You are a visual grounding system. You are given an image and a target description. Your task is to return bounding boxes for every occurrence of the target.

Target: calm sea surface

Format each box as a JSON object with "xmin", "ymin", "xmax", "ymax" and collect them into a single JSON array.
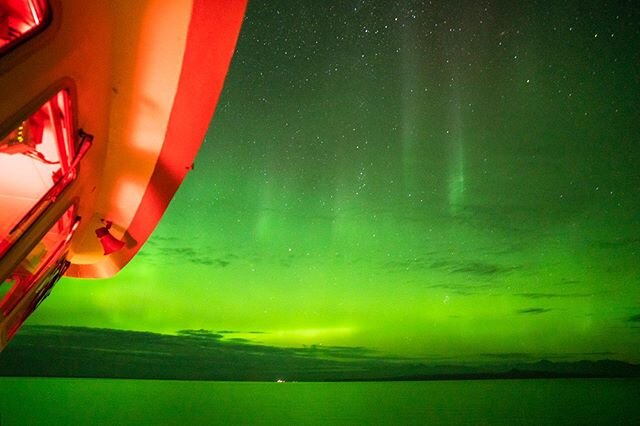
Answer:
[{"xmin": 0, "ymin": 378, "xmax": 639, "ymax": 425}]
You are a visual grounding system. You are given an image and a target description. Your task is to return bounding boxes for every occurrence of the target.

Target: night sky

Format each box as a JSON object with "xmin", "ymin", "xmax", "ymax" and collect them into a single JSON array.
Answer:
[{"xmin": 16, "ymin": 0, "xmax": 640, "ymax": 371}]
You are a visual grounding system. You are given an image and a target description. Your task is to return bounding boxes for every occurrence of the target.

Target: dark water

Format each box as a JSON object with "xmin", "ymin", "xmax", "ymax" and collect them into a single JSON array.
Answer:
[{"xmin": 1, "ymin": 378, "xmax": 639, "ymax": 425}]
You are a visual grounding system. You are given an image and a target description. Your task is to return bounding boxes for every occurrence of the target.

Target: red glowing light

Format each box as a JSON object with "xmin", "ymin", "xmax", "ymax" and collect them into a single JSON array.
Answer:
[
  {"xmin": 0, "ymin": 89, "xmax": 74, "ymax": 257},
  {"xmin": 95, "ymin": 221, "xmax": 125, "ymax": 255},
  {"xmin": 0, "ymin": 0, "xmax": 49, "ymax": 54}
]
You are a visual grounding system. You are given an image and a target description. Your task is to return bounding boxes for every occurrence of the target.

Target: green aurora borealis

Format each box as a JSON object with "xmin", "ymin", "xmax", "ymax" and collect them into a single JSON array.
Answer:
[{"xmin": 24, "ymin": 0, "xmax": 640, "ymax": 366}]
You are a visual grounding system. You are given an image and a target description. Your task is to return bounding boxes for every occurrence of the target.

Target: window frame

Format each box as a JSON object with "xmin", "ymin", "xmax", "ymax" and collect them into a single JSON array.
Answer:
[
  {"xmin": 0, "ymin": 201, "xmax": 79, "ymax": 350},
  {"xmin": 0, "ymin": 0, "xmax": 52, "ymax": 57},
  {"xmin": 0, "ymin": 81, "xmax": 80, "ymax": 259}
]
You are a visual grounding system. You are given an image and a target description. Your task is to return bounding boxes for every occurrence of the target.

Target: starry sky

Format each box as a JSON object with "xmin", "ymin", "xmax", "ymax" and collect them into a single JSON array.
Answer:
[{"xmin": 21, "ymin": 0, "xmax": 640, "ymax": 368}]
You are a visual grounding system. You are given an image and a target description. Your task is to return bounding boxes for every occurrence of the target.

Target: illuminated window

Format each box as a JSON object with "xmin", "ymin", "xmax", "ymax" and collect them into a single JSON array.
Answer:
[
  {"xmin": 0, "ymin": 204, "xmax": 77, "ymax": 347},
  {"xmin": 0, "ymin": 89, "xmax": 75, "ymax": 257},
  {"xmin": 0, "ymin": 0, "xmax": 49, "ymax": 55}
]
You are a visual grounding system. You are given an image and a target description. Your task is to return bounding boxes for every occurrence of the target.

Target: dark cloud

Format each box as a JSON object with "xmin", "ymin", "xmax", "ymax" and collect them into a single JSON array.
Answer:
[
  {"xmin": 383, "ymin": 256, "xmax": 520, "ymax": 278},
  {"xmin": 1, "ymin": 326, "xmax": 637, "ymax": 381},
  {"xmin": 150, "ymin": 246, "xmax": 234, "ymax": 268},
  {"xmin": 176, "ymin": 329, "xmax": 223, "ymax": 339},
  {"xmin": 135, "ymin": 239, "xmax": 241, "ymax": 268},
  {"xmin": 424, "ymin": 282, "xmax": 494, "ymax": 296},
  {"xmin": 227, "ymin": 338, "xmax": 252, "ymax": 343},
  {"xmin": 0, "ymin": 326, "xmax": 414, "ymax": 381},
  {"xmin": 517, "ymin": 308, "xmax": 552, "ymax": 315},
  {"xmin": 173, "ymin": 248, "xmax": 212, "ymax": 265},
  {"xmin": 451, "ymin": 263, "xmax": 503, "ymax": 276},
  {"xmin": 430, "ymin": 260, "xmax": 520, "ymax": 277},
  {"xmin": 479, "ymin": 352, "xmax": 534, "ymax": 360},
  {"xmin": 515, "ymin": 293, "xmax": 592, "ymax": 300},
  {"xmin": 596, "ymin": 237, "xmax": 640, "ymax": 249},
  {"xmin": 292, "ymin": 344, "xmax": 384, "ymax": 361},
  {"xmin": 384, "ymin": 257, "xmax": 430, "ymax": 271}
]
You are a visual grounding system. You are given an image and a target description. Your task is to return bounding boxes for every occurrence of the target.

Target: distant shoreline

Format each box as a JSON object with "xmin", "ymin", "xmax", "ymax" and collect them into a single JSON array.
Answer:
[
  {"xmin": 325, "ymin": 369, "xmax": 640, "ymax": 383},
  {"xmin": 2, "ymin": 368, "xmax": 640, "ymax": 383},
  {"xmin": 2, "ymin": 326, "xmax": 639, "ymax": 382}
]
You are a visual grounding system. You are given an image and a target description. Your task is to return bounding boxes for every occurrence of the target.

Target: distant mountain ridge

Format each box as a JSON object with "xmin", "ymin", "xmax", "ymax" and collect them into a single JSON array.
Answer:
[
  {"xmin": 333, "ymin": 360, "xmax": 640, "ymax": 382},
  {"xmin": 516, "ymin": 359, "xmax": 640, "ymax": 377},
  {"xmin": 1, "ymin": 326, "xmax": 639, "ymax": 382}
]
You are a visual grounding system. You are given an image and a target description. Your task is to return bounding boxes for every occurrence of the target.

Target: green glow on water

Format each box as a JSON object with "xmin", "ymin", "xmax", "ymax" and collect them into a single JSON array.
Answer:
[{"xmin": 1, "ymin": 378, "xmax": 640, "ymax": 425}]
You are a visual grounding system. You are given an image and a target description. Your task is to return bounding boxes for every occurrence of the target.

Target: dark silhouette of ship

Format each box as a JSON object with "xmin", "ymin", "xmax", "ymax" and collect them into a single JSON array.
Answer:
[{"xmin": 0, "ymin": 0, "xmax": 247, "ymax": 350}]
